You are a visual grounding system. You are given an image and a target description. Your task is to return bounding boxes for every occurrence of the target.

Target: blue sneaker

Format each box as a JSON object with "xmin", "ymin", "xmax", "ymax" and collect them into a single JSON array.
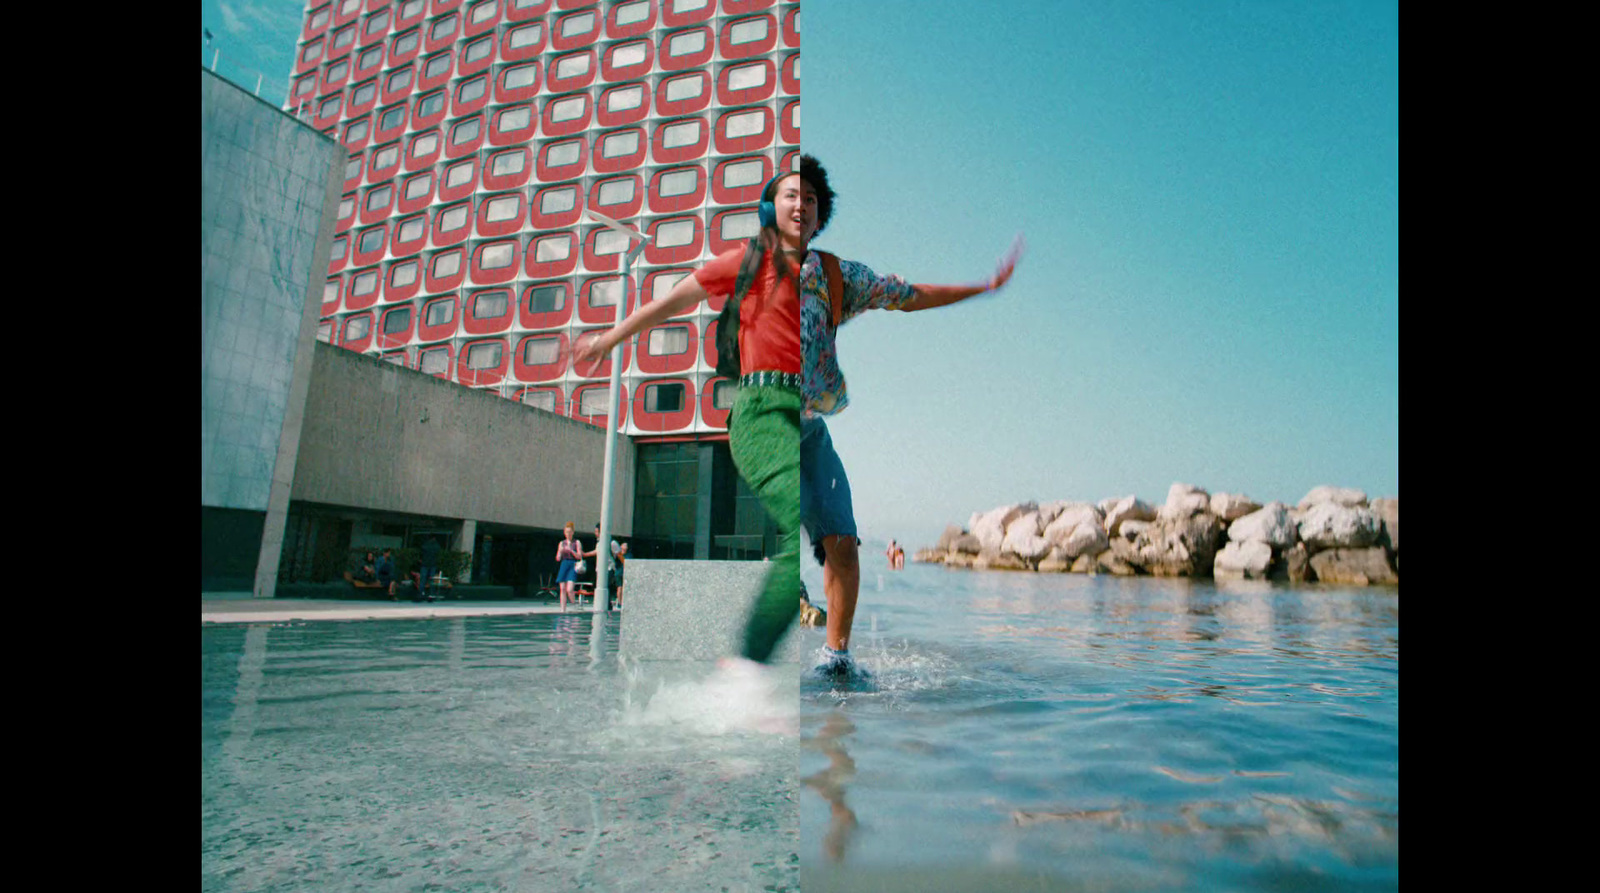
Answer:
[{"xmin": 805, "ymin": 648, "xmax": 872, "ymax": 686}]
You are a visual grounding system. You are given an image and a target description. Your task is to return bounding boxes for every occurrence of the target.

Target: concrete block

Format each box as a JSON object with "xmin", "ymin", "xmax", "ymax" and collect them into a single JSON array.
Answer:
[{"xmin": 622, "ymin": 559, "xmax": 805, "ymax": 664}]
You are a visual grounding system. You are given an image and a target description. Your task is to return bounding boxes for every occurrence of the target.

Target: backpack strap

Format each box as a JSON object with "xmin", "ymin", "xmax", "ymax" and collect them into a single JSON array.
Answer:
[
  {"xmin": 731, "ymin": 237, "xmax": 764, "ymax": 308},
  {"xmin": 817, "ymin": 251, "xmax": 843, "ymax": 329}
]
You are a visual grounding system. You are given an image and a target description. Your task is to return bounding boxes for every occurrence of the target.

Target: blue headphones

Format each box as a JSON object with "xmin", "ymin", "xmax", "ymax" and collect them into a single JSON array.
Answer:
[{"xmin": 756, "ymin": 169, "xmax": 793, "ymax": 229}]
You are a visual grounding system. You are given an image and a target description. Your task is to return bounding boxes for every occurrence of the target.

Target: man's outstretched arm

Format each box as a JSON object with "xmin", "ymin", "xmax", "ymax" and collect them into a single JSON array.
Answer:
[{"xmin": 900, "ymin": 235, "xmax": 1025, "ymax": 312}]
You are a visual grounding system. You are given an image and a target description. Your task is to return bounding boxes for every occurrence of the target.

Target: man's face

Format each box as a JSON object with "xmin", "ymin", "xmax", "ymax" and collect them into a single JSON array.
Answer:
[{"xmin": 774, "ymin": 174, "xmax": 818, "ymax": 245}]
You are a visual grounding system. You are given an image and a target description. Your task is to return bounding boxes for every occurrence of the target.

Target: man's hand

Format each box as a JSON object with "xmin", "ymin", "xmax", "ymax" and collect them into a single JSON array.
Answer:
[{"xmin": 987, "ymin": 234, "xmax": 1026, "ymax": 292}]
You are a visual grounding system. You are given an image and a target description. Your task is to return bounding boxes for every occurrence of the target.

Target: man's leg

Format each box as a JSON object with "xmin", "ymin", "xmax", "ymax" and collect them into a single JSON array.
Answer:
[{"xmin": 821, "ymin": 535, "xmax": 859, "ymax": 652}]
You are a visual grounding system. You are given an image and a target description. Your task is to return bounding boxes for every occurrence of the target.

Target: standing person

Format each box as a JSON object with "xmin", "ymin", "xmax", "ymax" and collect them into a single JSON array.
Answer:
[
  {"xmin": 418, "ymin": 536, "xmax": 442, "ymax": 600},
  {"xmin": 797, "ymin": 156, "xmax": 1023, "ymax": 681},
  {"xmin": 610, "ymin": 542, "xmax": 627, "ymax": 610},
  {"xmin": 376, "ymin": 548, "xmax": 396, "ymax": 600},
  {"xmin": 554, "ymin": 523, "xmax": 583, "ymax": 612},
  {"xmin": 577, "ymin": 160, "xmax": 819, "ymax": 676}
]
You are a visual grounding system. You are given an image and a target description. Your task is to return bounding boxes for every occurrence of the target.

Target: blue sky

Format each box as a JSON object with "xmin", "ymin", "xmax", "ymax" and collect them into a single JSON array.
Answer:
[
  {"xmin": 202, "ymin": 0, "xmax": 1400, "ymax": 549},
  {"xmin": 806, "ymin": 0, "xmax": 1399, "ymax": 547}
]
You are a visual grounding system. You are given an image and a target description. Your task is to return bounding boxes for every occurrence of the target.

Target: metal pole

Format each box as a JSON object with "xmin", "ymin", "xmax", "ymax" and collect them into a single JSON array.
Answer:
[
  {"xmin": 211, "ymin": 48, "xmax": 219, "ymax": 72},
  {"xmin": 585, "ymin": 210, "xmax": 649, "ymax": 613},
  {"xmin": 255, "ymin": 74, "xmax": 263, "ymax": 96}
]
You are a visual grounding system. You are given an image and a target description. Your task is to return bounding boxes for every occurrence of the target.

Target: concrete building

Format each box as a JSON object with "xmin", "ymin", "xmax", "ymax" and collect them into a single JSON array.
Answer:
[{"xmin": 286, "ymin": 0, "xmax": 796, "ymax": 561}]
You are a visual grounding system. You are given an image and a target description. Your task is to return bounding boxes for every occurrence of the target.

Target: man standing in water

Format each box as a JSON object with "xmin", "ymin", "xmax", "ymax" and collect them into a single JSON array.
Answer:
[{"xmin": 798, "ymin": 158, "xmax": 1022, "ymax": 681}]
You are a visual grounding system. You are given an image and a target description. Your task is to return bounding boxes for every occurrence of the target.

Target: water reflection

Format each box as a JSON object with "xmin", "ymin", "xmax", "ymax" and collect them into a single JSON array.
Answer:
[{"xmin": 802, "ymin": 711, "xmax": 859, "ymax": 863}]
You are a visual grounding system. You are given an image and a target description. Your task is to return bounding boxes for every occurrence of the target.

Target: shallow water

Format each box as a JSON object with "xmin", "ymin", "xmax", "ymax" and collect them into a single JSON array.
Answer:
[
  {"xmin": 201, "ymin": 612, "xmax": 798, "ymax": 892},
  {"xmin": 796, "ymin": 559, "xmax": 1398, "ymax": 892}
]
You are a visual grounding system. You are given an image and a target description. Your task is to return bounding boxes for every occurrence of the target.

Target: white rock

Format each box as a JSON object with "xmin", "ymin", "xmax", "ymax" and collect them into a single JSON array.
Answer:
[
  {"xmin": 1297, "ymin": 502, "xmax": 1380, "ymax": 550},
  {"xmin": 1226, "ymin": 502, "xmax": 1297, "ymax": 549},
  {"xmin": 1043, "ymin": 503, "xmax": 1104, "ymax": 544},
  {"xmin": 1297, "ymin": 485, "xmax": 1369, "ymax": 510},
  {"xmin": 1209, "ymin": 492, "xmax": 1262, "ymax": 521},
  {"xmin": 1103, "ymin": 496, "xmax": 1157, "ymax": 536},
  {"xmin": 1061, "ymin": 522, "xmax": 1110, "ymax": 559},
  {"xmin": 973, "ymin": 503, "xmax": 1037, "ymax": 552},
  {"xmin": 1005, "ymin": 511, "xmax": 1044, "ymax": 539},
  {"xmin": 1214, "ymin": 540, "xmax": 1273, "ymax": 579},
  {"xmin": 1118, "ymin": 520, "xmax": 1151, "ymax": 541},
  {"xmin": 1003, "ymin": 527, "xmax": 1054, "ymax": 563},
  {"xmin": 1158, "ymin": 482, "xmax": 1212, "ymax": 520}
]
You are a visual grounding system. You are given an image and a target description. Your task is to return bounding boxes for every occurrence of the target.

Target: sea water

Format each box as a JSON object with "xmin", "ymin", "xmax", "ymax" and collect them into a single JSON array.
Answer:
[
  {"xmin": 798, "ymin": 554, "xmax": 1399, "ymax": 892},
  {"xmin": 201, "ymin": 612, "xmax": 798, "ymax": 892}
]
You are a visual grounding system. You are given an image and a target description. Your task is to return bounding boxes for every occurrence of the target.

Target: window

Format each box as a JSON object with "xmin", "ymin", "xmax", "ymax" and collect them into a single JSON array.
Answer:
[
  {"xmin": 617, "ymin": 2, "xmax": 649, "ymax": 26},
  {"xmin": 390, "ymin": 260, "xmax": 419, "ymax": 287},
  {"xmin": 383, "ymin": 306, "xmax": 411, "ymax": 333},
  {"xmin": 332, "ymin": 25, "xmax": 354, "ymax": 49},
  {"xmin": 410, "ymin": 132, "xmax": 438, "ymax": 157},
  {"xmin": 438, "ymin": 204, "xmax": 469, "ymax": 233},
  {"xmin": 727, "ymin": 62, "xmax": 767, "ymax": 90},
  {"xmin": 661, "ymin": 119, "xmax": 700, "ymax": 148},
  {"xmin": 424, "ymin": 53, "xmax": 451, "ymax": 79},
  {"xmin": 721, "ymin": 160, "xmax": 762, "ymax": 188},
  {"xmin": 503, "ymin": 63, "xmax": 537, "ymax": 90},
  {"xmin": 345, "ymin": 119, "xmax": 369, "ymax": 142},
  {"xmin": 393, "ymin": 29, "xmax": 419, "ymax": 55},
  {"xmin": 548, "ymin": 95, "xmax": 586, "ymax": 122},
  {"xmin": 400, "ymin": 0, "xmax": 424, "ymax": 18},
  {"xmin": 484, "ymin": 195, "xmax": 520, "ymax": 222},
  {"xmin": 420, "ymin": 349, "xmax": 449, "ymax": 374},
  {"xmin": 508, "ymin": 23, "xmax": 542, "ymax": 49},
  {"xmin": 339, "ymin": 0, "xmax": 359, "ymax": 14},
  {"xmin": 365, "ymin": 185, "xmax": 392, "ymax": 211},
  {"xmin": 490, "ymin": 150, "xmax": 525, "ymax": 177},
  {"xmin": 372, "ymin": 142, "xmax": 399, "ymax": 169},
  {"xmin": 721, "ymin": 212, "xmax": 758, "ymax": 241},
  {"xmin": 445, "ymin": 160, "xmax": 474, "ymax": 188},
  {"xmin": 345, "ymin": 315, "xmax": 370, "ymax": 340},
  {"xmin": 648, "ymin": 327, "xmax": 689, "ymax": 356},
  {"xmin": 344, "ymin": 157, "xmax": 360, "ymax": 179},
  {"xmin": 386, "ymin": 67, "xmax": 413, "ymax": 92},
  {"xmin": 539, "ymin": 187, "xmax": 577, "ymax": 214},
  {"xmin": 327, "ymin": 59, "xmax": 350, "ymax": 83},
  {"xmin": 612, "ymin": 42, "xmax": 647, "ymax": 68},
  {"xmin": 546, "ymin": 140, "xmax": 580, "ymax": 167},
  {"xmin": 465, "ymin": 341, "xmax": 502, "ymax": 369},
  {"xmin": 364, "ymin": 11, "xmax": 389, "ymax": 35},
  {"xmin": 451, "ymin": 118, "xmax": 480, "ymax": 145},
  {"xmin": 712, "ymin": 379, "xmax": 736, "ymax": 410},
  {"xmin": 383, "ymin": 352, "xmax": 407, "ymax": 366},
  {"xmin": 469, "ymin": 1, "xmax": 497, "ymax": 26},
  {"xmin": 323, "ymin": 281, "xmax": 339, "ymax": 303},
  {"xmin": 597, "ymin": 178, "xmax": 635, "ymax": 205},
  {"xmin": 396, "ymin": 216, "xmax": 425, "ymax": 243},
  {"xmin": 607, "ymin": 85, "xmax": 644, "ymax": 112},
  {"xmin": 352, "ymin": 269, "xmax": 378, "ymax": 295},
  {"xmin": 523, "ymin": 390, "xmax": 556, "ymax": 412},
  {"xmin": 301, "ymin": 40, "xmax": 323, "ymax": 64},
  {"xmin": 554, "ymin": 52, "xmax": 590, "ymax": 79},
  {"xmin": 319, "ymin": 95, "xmax": 342, "ymax": 117},
  {"xmin": 653, "ymin": 271, "xmax": 688, "ymax": 298},
  {"xmin": 579, "ymin": 387, "xmax": 610, "ymax": 416},
  {"xmin": 357, "ymin": 227, "xmax": 383, "ymax": 254},
  {"xmin": 523, "ymin": 337, "xmax": 559, "ymax": 364},
  {"xmin": 330, "ymin": 236, "xmax": 348, "ymax": 258},
  {"xmin": 659, "ymin": 169, "xmax": 698, "ymax": 197},
  {"xmin": 725, "ymin": 110, "xmax": 764, "ymax": 137},
  {"xmin": 296, "ymin": 77, "xmax": 316, "ymax": 97},
  {"xmin": 729, "ymin": 18, "xmax": 768, "ymax": 45},
  {"xmin": 463, "ymin": 35, "xmax": 492, "ymax": 64},
  {"xmin": 425, "ymin": 298, "xmax": 454, "ymax": 326},
  {"xmin": 432, "ymin": 250, "xmax": 462, "ymax": 277},
  {"xmin": 357, "ymin": 46, "xmax": 383, "ymax": 71},
  {"xmin": 645, "ymin": 382, "xmax": 686, "ymax": 413},
  {"xmin": 310, "ymin": 6, "xmax": 330, "ymax": 29},
  {"xmin": 590, "ymin": 279, "xmax": 622, "ymax": 306},
  {"xmin": 672, "ymin": 0, "xmax": 708, "ymax": 12},
  {"xmin": 663, "ymin": 73, "xmax": 703, "ymax": 101},
  {"xmin": 527, "ymin": 285, "xmax": 564, "ymax": 312},
  {"xmin": 318, "ymin": 321, "xmax": 333, "ymax": 343},
  {"xmin": 480, "ymin": 243, "xmax": 515, "ymax": 269},
  {"xmin": 668, "ymin": 30, "xmax": 705, "ymax": 56},
  {"xmin": 458, "ymin": 75, "xmax": 486, "ymax": 102},
  {"xmin": 338, "ymin": 196, "xmax": 355, "ymax": 219},
  {"xmin": 431, "ymin": 15, "xmax": 458, "ymax": 41},
  {"xmin": 497, "ymin": 107, "xmax": 531, "ymax": 131},
  {"xmin": 417, "ymin": 90, "xmax": 445, "ymax": 117},
  {"xmin": 474, "ymin": 291, "xmax": 509, "ymax": 318},
  {"xmin": 600, "ymin": 130, "xmax": 639, "ymax": 159},
  {"xmin": 561, "ymin": 10, "xmax": 596, "ymax": 36},
  {"xmin": 594, "ymin": 230, "xmax": 629, "ymax": 256},
  {"xmin": 533, "ymin": 235, "xmax": 571, "ymax": 262},
  {"xmin": 656, "ymin": 220, "xmax": 694, "ymax": 248},
  {"xmin": 379, "ymin": 106, "xmax": 405, "ymax": 130}
]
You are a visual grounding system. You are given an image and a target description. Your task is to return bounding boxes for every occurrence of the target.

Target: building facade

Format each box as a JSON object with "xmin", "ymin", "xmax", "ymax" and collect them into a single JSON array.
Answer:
[{"xmin": 287, "ymin": 0, "xmax": 797, "ymax": 558}]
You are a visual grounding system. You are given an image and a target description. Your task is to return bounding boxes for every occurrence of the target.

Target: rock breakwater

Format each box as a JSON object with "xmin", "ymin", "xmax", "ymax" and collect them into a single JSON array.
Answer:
[{"xmin": 915, "ymin": 484, "xmax": 1398, "ymax": 586}]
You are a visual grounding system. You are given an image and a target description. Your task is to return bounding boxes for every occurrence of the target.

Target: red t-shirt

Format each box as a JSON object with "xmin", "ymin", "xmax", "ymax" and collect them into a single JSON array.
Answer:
[{"xmin": 693, "ymin": 243, "xmax": 800, "ymax": 374}]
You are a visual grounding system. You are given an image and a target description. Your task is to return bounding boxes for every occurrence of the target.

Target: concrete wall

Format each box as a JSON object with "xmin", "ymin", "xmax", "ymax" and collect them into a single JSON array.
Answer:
[
  {"xmin": 293, "ymin": 342, "xmax": 636, "ymax": 536},
  {"xmin": 200, "ymin": 68, "xmax": 344, "ymax": 595},
  {"xmin": 621, "ymin": 560, "xmax": 807, "ymax": 663}
]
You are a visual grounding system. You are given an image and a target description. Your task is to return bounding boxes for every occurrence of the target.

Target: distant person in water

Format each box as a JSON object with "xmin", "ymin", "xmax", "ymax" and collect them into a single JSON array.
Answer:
[
  {"xmin": 798, "ymin": 156, "xmax": 1024, "ymax": 681},
  {"xmin": 886, "ymin": 540, "xmax": 905, "ymax": 571}
]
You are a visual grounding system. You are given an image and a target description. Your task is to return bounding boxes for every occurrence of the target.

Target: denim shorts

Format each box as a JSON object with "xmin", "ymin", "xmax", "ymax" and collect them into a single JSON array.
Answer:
[{"xmin": 801, "ymin": 416, "xmax": 857, "ymax": 546}]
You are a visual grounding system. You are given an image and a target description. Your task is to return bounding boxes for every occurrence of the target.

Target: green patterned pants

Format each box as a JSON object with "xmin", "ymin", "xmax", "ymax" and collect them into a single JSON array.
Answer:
[{"xmin": 727, "ymin": 383, "xmax": 801, "ymax": 663}]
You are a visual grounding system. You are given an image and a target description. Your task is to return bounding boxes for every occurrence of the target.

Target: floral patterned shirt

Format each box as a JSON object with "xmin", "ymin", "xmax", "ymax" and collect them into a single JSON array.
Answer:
[{"xmin": 799, "ymin": 250, "xmax": 918, "ymax": 417}]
